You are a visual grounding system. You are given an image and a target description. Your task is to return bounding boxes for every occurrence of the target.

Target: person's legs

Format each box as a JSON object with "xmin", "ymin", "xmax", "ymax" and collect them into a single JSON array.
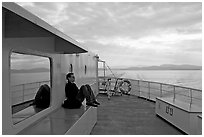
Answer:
[
  {"xmin": 85, "ymin": 84, "xmax": 95, "ymax": 101},
  {"xmin": 76, "ymin": 88, "xmax": 85, "ymax": 103},
  {"xmin": 78, "ymin": 85, "xmax": 98, "ymax": 107},
  {"xmin": 85, "ymin": 84, "xmax": 100, "ymax": 105}
]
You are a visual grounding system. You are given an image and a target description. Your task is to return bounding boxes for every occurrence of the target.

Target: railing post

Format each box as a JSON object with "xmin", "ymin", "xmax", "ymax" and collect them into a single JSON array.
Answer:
[
  {"xmin": 103, "ymin": 61, "xmax": 106, "ymax": 78},
  {"xmin": 138, "ymin": 80, "xmax": 140, "ymax": 97},
  {"xmin": 173, "ymin": 86, "xmax": 176, "ymax": 102},
  {"xmin": 190, "ymin": 89, "xmax": 192, "ymax": 108},
  {"xmin": 160, "ymin": 83, "xmax": 162, "ymax": 97},
  {"xmin": 148, "ymin": 82, "xmax": 150, "ymax": 99},
  {"xmin": 22, "ymin": 84, "xmax": 25, "ymax": 102}
]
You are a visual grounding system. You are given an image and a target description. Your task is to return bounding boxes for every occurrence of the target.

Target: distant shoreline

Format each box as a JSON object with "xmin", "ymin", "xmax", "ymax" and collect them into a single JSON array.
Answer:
[
  {"xmin": 12, "ymin": 69, "xmax": 202, "ymax": 74},
  {"xmin": 12, "ymin": 64, "xmax": 202, "ymax": 73},
  {"xmin": 100, "ymin": 64, "xmax": 202, "ymax": 71}
]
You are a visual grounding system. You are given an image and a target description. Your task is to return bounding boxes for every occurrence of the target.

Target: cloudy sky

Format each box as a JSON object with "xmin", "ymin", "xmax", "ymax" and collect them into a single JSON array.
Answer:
[
  {"xmin": 11, "ymin": 53, "xmax": 50, "ymax": 70},
  {"xmin": 17, "ymin": 2, "xmax": 202, "ymax": 68}
]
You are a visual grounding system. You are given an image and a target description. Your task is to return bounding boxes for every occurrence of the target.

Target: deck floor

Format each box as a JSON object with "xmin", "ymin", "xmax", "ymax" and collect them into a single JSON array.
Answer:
[{"xmin": 91, "ymin": 93, "xmax": 184, "ymax": 135}]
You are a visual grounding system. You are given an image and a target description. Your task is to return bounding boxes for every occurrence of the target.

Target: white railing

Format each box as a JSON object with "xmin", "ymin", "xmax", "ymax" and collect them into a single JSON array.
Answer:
[
  {"xmin": 98, "ymin": 76, "xmax": 202, "ymax": 108},
  {"xmin": 11, "ymin": 80, "xmax": 50, "ymax": 106}
]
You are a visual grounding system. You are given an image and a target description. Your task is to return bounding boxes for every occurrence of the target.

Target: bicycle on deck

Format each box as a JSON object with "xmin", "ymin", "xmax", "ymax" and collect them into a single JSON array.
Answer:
[{"xmin": 102, "ymin": 78, "xmax": 132, "ymax": 100}]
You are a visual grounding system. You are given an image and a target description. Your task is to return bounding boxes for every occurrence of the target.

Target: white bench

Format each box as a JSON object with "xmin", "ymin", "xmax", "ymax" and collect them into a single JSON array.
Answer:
[
  {"xmin": 155, "ymin": 97, "xmax": 201, "ymax": 135},
  {"xmin": 18, "ymin": 105, "xmax": 97, "ymax": 135}
]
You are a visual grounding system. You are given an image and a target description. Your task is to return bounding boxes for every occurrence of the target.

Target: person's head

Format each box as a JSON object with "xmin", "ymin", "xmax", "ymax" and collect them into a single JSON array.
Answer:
[{"xmin": 66, "ymin": 73, "xmax": 75, "ymax": 83}]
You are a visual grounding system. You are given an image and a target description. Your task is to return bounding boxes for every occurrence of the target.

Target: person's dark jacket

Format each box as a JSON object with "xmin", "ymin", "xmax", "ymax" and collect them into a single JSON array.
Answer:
[{"xmin": 62, "ymin": 81, "xmax": 82, "ymax": 109}]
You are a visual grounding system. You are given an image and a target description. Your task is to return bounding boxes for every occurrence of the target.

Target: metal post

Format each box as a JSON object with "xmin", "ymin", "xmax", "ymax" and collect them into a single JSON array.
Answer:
[
  {"xmin": 103, "ymin": 61, "xmax": 106, "ymax": 84},
  {"xmin": 173, "ymin": 86, "xmax": 175, "ymax": 102},
  {"xmin": 138, "ymin": 80, "xmax": 140, "ymax": 97},
  {"xmin": 148, "ymin": 82, "xmax": 150, "ymax": 99},
  {"xmin": 96, "ymin": 55, "xmax": 99, "ymax": 93},
  {"xmin": 190, "ymin": 89, "xmax": 192, "ymax": 108},
  {"xmin": 160, "ymin": 83, "xmax": 162, "ymax": 97},
  {"xmin": 103, "ymin": 61, "xmax": 106, "ymax": 78},
  {"xmin": 22, "ymin": 84, "xmax": 25, "ymax": 102}
]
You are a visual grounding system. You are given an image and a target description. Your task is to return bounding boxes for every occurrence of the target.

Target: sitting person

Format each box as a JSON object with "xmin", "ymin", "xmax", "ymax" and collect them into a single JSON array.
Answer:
[{"xmin": 62, "ymin": 73, "xmax": 100, "ymax": 108}]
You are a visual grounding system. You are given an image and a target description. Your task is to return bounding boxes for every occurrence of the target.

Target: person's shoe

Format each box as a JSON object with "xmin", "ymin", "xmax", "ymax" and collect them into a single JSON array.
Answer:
[
  {"xmin": 93, "ymin": 100, "xmax": 100, "ymax": 105},
  {"xmin": 86, "ymin": 102, "xmax": 98, "ymax": 107}
]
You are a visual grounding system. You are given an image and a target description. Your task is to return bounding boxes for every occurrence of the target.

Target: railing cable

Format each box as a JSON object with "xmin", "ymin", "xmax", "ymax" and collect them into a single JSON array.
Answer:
[{"xmin": 104, "ymin": 62, "xmax": 116, "ymax": 79}]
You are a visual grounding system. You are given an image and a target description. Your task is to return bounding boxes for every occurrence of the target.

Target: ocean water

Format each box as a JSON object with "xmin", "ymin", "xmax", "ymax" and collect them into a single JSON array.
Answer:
[
  {"xmin": 11, "ymin": 72, "xmax": 50, "ymax": 86},
  {"xmin": 99, "ymin": 70, "xmax": 202, "ymax": 90},
  {"xmin": 11, "ymin": 70, "xmax": 202, "ymax": 90},
  {"xmin": 10, "ymin": 70, "xmax": 201, "ymax": 105}
]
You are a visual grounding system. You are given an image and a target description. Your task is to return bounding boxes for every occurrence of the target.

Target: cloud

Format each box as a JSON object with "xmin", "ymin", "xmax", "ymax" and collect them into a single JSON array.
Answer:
[
  {"xmin": 84, "ymin": 30, "xmax": 201, "ymax": 52},
  {"xmin": 17, "ymin": 2, "xmax": 70, "ymax": 32},
  {"xmin": 17, "ymin": 2, "xmax": 202, "ymax": 67},
  {"xmin": 11, "ymin": 53, "xmax": 50, "ymax": 69}
]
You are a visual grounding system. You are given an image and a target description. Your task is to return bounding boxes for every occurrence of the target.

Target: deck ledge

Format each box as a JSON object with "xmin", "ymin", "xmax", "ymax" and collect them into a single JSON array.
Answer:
[
  {"xmin": 156, "ymin": 97, "xmax": 201, "ymax": 113},
  {"xmin": 18, "ymin": 105, "xmax": 97, "ymax": 135}
]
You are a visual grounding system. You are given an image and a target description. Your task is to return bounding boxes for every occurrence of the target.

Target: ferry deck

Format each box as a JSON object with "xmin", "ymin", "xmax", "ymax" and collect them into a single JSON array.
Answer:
[
  {"xmin": 2, "ymin": 2, "xmax": 202, "ymax": 135},
  {"xmin": 91, "ymin": 93, "xmax": 184, "ymax": 135}
]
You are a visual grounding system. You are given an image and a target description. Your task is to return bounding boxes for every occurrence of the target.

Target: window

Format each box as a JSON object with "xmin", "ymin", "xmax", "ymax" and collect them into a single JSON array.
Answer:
[
  {"xmin": 69, "ymin": 64, "xmax": 73, "ymax": 72},
  {"xmin": 85, "ymin": 65, "xmax": 87, "ymax": 75},
  {"xmin": 10, "ymin": 52, "xmax": 51, "ymax": 125}
]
